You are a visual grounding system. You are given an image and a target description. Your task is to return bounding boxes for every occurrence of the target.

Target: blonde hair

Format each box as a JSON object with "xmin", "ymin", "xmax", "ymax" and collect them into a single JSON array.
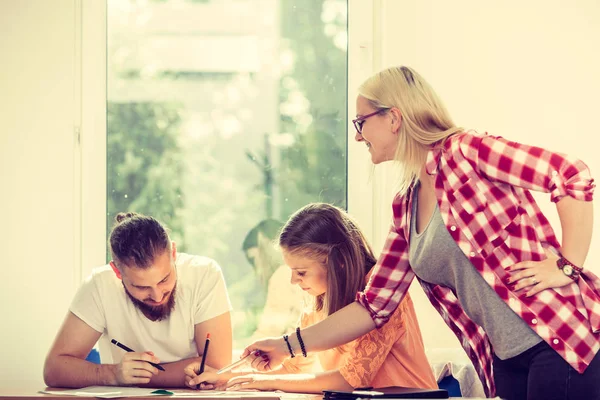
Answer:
[
  {"xmin": 358, "ymin": 66, "xmax": 462, "ymax": 194},
  {"xmin": 278, "ymin": 203, "xmax": 377, "ymax": 316}
]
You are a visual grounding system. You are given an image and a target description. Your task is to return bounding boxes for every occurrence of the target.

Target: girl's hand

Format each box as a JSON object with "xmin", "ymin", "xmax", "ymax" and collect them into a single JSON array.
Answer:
[
  {"xmin": 241, "ymin": 337, "xmax": 288, "ymax": 372},
  {"xmin": 225, "ymin": 374, "xmax": 275, "ymax": 391}
]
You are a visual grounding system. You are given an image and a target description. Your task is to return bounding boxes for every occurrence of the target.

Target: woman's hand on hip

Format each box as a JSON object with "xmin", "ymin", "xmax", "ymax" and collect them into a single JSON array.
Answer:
[{"xmin": 506, "ymin": 248, "xmax": 574, "ymax": 297}]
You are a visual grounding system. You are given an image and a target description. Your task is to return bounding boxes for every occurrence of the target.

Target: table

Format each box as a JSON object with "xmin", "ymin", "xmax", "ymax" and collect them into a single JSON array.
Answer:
[{"xmin": 0, "ymin": 388, "xmax": 322, "ymax": 400}]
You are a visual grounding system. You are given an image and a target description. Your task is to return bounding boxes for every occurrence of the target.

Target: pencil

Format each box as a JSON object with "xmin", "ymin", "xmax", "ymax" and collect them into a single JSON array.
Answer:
[
  {"xmin": 216, "ymin": 353, "xmax": 252, "ymax": 374},
  {"xmin": 110, "ymin": 338, "xmax": 165, "ymax": 371},
  {"xmin": 196, "ymin": 333, "xmax": 210, "ymax": 389}
]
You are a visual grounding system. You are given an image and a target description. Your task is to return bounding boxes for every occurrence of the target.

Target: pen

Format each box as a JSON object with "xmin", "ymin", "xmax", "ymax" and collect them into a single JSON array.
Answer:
[
  {"xmin": 196, "ymin": 333, "xmax": 210, "ymax": 389},
  {"xmin": 216, "ymin": 352, "xmax": 252, "ymax": 374},
  {"xmin": 110, "ymin": 338, "xmax": 165, "ymax": 371}
]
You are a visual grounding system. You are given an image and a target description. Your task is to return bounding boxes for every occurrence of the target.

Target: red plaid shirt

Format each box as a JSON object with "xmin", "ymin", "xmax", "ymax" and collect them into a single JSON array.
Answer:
[{"xmin": 356, "ymin": 131, "xmax": 598, "ymax": 398}]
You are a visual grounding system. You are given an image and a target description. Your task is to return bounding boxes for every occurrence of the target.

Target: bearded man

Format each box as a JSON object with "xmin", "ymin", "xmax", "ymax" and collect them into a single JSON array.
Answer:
[{"xmin": 44, "ymin": 212, "xmax": 232, "ymax": 388}]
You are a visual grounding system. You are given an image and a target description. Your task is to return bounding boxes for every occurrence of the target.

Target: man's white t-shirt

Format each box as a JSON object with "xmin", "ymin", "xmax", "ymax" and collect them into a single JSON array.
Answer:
[{"xmin": 70, "ymin": 253, "xmax": 232, "ymax": 364}]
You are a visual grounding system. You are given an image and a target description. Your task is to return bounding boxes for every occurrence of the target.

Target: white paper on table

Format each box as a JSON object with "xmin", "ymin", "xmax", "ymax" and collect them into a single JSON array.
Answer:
[
  {"xmin": 39, "ymin": 386, "xmax": 171, "ymax": 398},
  {"xmin": 166, "ymin": 390, "xmax": 318, "ymax": 399},
  {"xmin": 40, "ymin": 387, "xmax": 319, "ymax": 399},
  {"xmin": 168, "ymin": 390, "xmax": 282, "ymax": 397}
]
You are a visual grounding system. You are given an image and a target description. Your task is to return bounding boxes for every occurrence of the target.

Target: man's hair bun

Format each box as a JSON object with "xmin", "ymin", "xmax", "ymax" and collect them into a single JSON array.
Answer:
[{"xmin": 115, "ymin": 212, "xmax": 139, "ymax": 224}]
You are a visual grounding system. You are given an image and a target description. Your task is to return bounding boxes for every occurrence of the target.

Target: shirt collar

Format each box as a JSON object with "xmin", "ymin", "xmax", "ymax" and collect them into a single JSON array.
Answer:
[{"xmin": 425, "ymin": 145, "xmax": 442, "ymax": 175}]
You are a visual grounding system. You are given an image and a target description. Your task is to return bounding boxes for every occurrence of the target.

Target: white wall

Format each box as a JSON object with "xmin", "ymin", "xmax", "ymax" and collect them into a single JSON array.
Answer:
[
  {"xmin": 366, "ymin": 0, "xmax": 600, "ymax": 350},
  {"xmin": 0, "ymin": 0, "xmax": 79, "ymax": 390}
]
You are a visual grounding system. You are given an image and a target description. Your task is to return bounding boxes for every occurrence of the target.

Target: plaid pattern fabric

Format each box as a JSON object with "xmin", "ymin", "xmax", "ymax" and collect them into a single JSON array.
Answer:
[{"xmin": 356, "ymin": 131, "xmax": 598, "ymax": 398}]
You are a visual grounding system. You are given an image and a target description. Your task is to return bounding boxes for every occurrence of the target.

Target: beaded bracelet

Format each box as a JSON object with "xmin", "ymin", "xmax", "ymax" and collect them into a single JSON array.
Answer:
[
  {"xmin": 296, "ymin": 327, "xmax": 307, "ymax": 358},
  {"xmin": 283, "ymin": 334, "xmax": 295, "ymax": 358}
]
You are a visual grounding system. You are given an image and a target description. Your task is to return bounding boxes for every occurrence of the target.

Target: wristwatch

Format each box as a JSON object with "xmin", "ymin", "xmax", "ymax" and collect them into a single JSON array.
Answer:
[{"xmin": 557, "ymin": 257, "xmax": 582, "ymax": 282}]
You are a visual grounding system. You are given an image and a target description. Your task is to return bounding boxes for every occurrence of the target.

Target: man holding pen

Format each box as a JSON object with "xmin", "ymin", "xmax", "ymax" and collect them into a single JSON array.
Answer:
[{"xmin": 44, "ymin": 212, "xmax": 233, "ymax": 388}]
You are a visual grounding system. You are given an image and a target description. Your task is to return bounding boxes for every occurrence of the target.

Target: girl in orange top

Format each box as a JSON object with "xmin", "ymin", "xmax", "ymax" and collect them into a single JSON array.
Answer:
[{"xmin": 185, "ymin": 203, "xmax": 436, "ymax": 393}]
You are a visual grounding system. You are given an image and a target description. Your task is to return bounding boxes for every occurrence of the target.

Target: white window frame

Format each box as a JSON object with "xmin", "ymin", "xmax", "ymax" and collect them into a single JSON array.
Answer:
[
  {"xmin": 347, "ymin": 0, "xmax": 394, "ymax": 254},
  {"xmin": 80, "ymin": 0, "xmax": 107, "ymax": 278},
  {"xmin": 80, "ymin": 0, "xmax": 390, "ymax": 275}
]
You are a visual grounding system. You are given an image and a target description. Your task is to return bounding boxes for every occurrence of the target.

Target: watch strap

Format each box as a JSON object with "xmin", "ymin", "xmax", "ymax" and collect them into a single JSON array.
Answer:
[{"xmin": 557, "ymin": 256, "xmax": 582, "ymax": 282}]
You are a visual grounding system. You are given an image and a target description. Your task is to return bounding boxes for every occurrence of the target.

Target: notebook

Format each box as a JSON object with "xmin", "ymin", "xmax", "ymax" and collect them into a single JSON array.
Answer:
[{"xmin": 322, "ymin": 386, "xmax": 449, "ymax": 399}]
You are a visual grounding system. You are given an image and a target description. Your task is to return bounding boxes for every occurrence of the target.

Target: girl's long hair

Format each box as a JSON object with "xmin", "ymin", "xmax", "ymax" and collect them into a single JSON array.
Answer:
[
  {"xmin": 279, "ymin": 203, "xmax": 377, "ymax": 315},
  {"xmin": 359, "ymin": 66, "xmax": 463, "ymax": 194}
]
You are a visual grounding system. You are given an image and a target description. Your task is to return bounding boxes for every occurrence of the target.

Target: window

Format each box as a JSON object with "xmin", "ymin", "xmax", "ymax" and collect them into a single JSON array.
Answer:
[{"xmin": 107, "ymin": 0, "xmax": 348, "ymax": 346}]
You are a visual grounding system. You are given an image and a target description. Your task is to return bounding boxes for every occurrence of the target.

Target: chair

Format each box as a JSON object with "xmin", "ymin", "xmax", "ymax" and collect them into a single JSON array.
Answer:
[
  {"xmin": 85, "ymin": 348, "xmax": 101, "ymax": 364},
  {"xmin": 438, "ymin": 375, "xmax": 461, "ymax": 397}
]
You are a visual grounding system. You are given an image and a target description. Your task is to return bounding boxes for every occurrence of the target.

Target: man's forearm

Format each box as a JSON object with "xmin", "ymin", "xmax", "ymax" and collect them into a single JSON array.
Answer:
[
  {"xmin": 44, "ymin": 356, "xmax": 205, "ymax": 389},
  {"xmin": 44, "ymin": 356, "xmax": 117, "ymax": 388},
  {"xmin": 143, "ymin": 357, "xmax": 204, "ymax": 388}
]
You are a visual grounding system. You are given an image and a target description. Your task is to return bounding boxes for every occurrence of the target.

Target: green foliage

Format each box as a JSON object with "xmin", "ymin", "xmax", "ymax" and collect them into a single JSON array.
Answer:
[
  {"xmin": 277, "ymin": 0, "xmax": 348, "ymax": 217},
  {"xmin": 107, "ymin": 102, "xmax": 185, "ymax": 259}
]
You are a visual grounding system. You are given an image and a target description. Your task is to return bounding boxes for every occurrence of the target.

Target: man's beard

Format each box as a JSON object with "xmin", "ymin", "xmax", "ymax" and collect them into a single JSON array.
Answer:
[{"xmin": 123, "ymin": 282, "xmax": 177, "ymax": 322}]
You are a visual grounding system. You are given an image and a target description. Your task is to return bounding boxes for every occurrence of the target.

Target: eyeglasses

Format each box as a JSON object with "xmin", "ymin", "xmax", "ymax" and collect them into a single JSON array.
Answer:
[{"xmin": 352, "ymin": 109, "xmax": 388, "ymax": 134}]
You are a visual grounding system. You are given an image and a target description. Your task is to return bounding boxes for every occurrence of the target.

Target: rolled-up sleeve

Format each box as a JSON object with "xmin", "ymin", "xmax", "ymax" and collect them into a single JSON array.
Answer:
[
  {"xmin": 460, "ymin": 132, "xmax": 595, "ymax": 203},
  {"xmin": 548, "ymin": 157, "xmax": 595, "ymax": 202},
  {"xmin": 356, "ymin": 223, "xmax": 415, "ymax": 328}
]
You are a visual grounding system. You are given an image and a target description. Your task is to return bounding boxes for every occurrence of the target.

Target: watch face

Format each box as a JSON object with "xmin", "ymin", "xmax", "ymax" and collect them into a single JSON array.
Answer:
[{"xmin": 563, "ymin": 265, "xmax": 574, "ymax": 276}]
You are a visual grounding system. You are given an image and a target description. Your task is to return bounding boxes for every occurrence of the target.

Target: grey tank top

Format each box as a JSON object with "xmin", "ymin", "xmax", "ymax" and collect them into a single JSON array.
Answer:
[{"xmin": 408, "ymin": 183, "xmax": 541, "ymax": 359}]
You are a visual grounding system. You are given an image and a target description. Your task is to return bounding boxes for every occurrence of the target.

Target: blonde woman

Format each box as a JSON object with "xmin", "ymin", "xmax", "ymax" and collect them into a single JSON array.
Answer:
[
  {"xmin": 243, "ymin": 67, "xmax": 599, "ymax": 400},
  {"xmin": 184, "ymin": 203, "xmax": 437, "ymax": 392}
]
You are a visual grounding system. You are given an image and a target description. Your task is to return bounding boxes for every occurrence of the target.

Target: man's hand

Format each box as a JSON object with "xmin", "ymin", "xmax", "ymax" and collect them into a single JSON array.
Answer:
[
  {"xmin": 113, "ymin": 351, "xmax": 161, "ymax": 385},
  {"xmin": 183, "ymin": 364, "xmax": 230, "ymax": 390}
]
